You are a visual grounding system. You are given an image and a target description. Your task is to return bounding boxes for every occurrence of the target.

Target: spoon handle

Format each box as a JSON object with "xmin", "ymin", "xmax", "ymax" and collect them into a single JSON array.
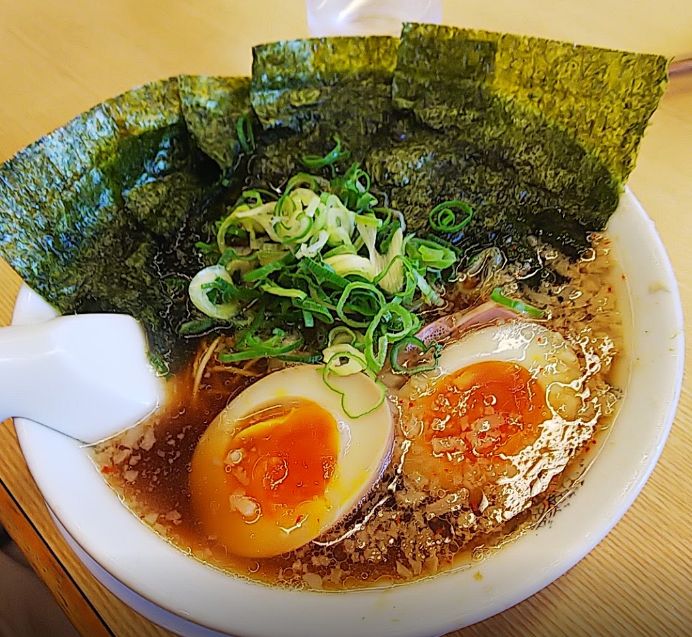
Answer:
[
  {"xmin": 0, "ymin": 322, "xmax": 54, "ymax": 424},
  {"xmin": 0, "ymin": 315, "xmax": 162, "ymax": 443}
]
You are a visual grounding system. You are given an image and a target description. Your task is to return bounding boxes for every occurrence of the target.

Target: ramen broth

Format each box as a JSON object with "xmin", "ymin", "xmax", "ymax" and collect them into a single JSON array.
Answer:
[{"xmin": 93, "ymin": 234, "xmax": 627, "ymax": 590}]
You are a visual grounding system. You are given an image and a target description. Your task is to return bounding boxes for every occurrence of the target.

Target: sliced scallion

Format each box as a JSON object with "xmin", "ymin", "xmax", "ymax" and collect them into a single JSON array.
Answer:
[
  {"xmin": 188, "ymin": 265, "xmax": 239, "ymax": 320},
  {"xmin": 429, "ymin": 200, "xmax": 474, "ymax": 233},
  {"xmin": 389, "ymin": 337, "xmax": 441, "ymax": 374},
  {"xmin": 322, "ymin": 352, "xmax": 385, "ymax": 418},
  {"xmin": 235, "ymin": 113, "xmax": 255, "ymax": 154},
  {"xmin": 260, "ymin": 283, "xmax": 307, "ymax": 300},
  {"xmin": 179, "ymin": 317, "xmax": 216, "ymax": 337},
  {"xmin": 490, "ymin": 287, "xmax": 544, "ymax": 319},
  {"xmin": 187, "ymin": 155, "xmax": 474, "ymax": 415},
  {"xmin": 218, "ymin": 334, "xmax": 304, "ymax": 363},
  {"xmin": 301, "ymin": 136, "xmax": 349, "ymax": 170}
]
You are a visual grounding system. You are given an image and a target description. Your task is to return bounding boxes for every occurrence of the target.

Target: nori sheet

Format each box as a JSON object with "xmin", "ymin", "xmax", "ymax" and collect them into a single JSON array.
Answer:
[
  {"xmin": 248, "ymin": 27, "xmax": 666, "ymax": 268},
  {"xmin": 0, "ymin": 76, "xmax": 250, "ymax": 368},
  {"xmin": 179, "ymin": 75, "xmax": 252, "ymax": 171},
  {"xmin": 249, "ymin": 36, "xmax": 398, "ymax": 184},
  {"xmin": 0, "ymin": 28, "xmax": 668, "ymax": 365},
  {"xmin": 392, "ymin": 23, "xmax": 668, "ymax": 226},
  {"xmin": 397, "ymin": 24, "xmax": 668, "ymax": 184}
]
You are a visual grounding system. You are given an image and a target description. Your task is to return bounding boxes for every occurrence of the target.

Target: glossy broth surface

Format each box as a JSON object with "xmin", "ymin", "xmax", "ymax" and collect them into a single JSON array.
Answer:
[{"xmin": 93, "ymin": 235, "xmax": 627, "ymax": 590}]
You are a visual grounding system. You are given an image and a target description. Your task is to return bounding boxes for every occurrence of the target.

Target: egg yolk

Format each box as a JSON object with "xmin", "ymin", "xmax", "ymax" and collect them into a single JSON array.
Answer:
[
  {"xmin": 227, "ymin": 403, "xmax": 338, "ymax": 511},
  {"xmin": 406, "ymin": 361, "xmax": 551, "ymax": 494},
  {"xmin": 423, "ymin": 361, "xmax": 551, "ymax": 457},
  {"xmin": 189, "ymin": 400, "xmax": 341, "ymax": 558}
]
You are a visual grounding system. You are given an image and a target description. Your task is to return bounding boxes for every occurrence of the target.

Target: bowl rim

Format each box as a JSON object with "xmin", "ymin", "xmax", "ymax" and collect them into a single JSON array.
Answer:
[{"xmin": 13, "ymin": 189, "xmax": 684, "ymax": 637}]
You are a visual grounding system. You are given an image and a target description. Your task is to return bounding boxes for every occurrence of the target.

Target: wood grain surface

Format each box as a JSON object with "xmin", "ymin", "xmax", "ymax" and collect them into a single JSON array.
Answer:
[{"xmin": 0, "ymin": 2, "xmax": 690, "ymax": 636}]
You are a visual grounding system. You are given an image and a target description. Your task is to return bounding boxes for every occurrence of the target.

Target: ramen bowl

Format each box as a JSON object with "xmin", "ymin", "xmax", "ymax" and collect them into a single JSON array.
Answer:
[{"xmin": 12, "ymin": 189, "xmax": 683, "ymax": 637}]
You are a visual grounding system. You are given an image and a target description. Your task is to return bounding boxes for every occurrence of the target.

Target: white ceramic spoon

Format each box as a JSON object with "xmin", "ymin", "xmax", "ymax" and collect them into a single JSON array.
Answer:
[{"xmin": 0, "ymin": 314, "xmax": 164, "ymax": 444}]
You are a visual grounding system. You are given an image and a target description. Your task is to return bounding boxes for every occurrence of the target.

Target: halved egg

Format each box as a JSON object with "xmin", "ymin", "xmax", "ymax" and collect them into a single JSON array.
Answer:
[
  {"xmin": 400, "ymin": 320, "xmax": 584, "ymax": 518},
  {"xmin": 189, "ymin": 365, "xmax": 393, "ymax": 558}
]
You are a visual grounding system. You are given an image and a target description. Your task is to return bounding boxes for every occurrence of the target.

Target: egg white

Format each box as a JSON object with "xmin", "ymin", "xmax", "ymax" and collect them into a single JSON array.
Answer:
[
  {"xmin": 189, "ymin": 364, "xmax": 394, "ymax": 557},
  {"xmin": 400, "ymin": 319, "xmax": 597, "ymax": 523},
  {"xmin": 428, "ymin": 320, "xmax": 579, "ymax": 386},
  {"xmin": 402, "ymin": 321, "xmax": 582, "ymax": 432}
]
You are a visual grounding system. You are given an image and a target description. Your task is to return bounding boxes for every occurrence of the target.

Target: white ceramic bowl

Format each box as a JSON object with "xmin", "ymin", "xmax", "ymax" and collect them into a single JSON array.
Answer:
[{"xmin": 12, "ymin": 190, "xmax": 684, "ymax": 637}]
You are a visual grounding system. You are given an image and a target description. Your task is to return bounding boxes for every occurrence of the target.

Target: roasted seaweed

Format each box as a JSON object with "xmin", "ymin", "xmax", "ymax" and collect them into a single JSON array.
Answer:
[
  {"xmin": 392, "ymin": 23, "xmax": 668, "ymax": 225},
  {"xmin": 179, "ymin": 76, "xmax": 252, "ymax": 171},
  {"xmin": 249, "ymin": 27, "xmax": 666, "ymax": 270},
  {"xmin": 381, "ymin": 24, "xmax": 666, "ymax": 263},
  {"xmin": 249, "ymin": 36, "xmax": 398, "ymax": 184},
  {"xmin": 0, "ymin": 28, "xmax": 668, "ymax": 366},
  {"xmin": 0, "ymin": 76, "xmax": 250, "ymax": 368}
]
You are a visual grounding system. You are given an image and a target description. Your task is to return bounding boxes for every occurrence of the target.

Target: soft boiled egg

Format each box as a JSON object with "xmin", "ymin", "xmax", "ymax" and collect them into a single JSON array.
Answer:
[
  {"xmin": 400, "ymin": 320, "xmax": 586, "ymax": 520},
  {"xmin": 189, "ymin": 365, "xmax": 393, "ymax": 558}
]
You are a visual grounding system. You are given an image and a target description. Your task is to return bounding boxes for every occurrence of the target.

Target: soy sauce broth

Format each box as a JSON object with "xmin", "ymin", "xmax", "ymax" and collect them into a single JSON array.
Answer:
[{"xmin": 93, "ymin": 234, "xmax": 627, "ymax": 591}]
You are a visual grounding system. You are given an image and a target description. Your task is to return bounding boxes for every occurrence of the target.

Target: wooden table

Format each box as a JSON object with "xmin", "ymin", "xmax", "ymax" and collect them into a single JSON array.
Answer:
[{"xmin": 0, "ymin": 2, "xmax": 690, "ymax": 635}]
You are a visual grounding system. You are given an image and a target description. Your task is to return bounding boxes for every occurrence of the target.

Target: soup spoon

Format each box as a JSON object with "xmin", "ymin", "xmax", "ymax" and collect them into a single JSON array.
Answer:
[{"xmin": 0, "ymin": 314, "xmax": 164, "ymax": 444}]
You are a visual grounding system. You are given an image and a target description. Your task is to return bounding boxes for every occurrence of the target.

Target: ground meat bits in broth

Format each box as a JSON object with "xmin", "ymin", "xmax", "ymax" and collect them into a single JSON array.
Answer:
[{"xmin": 93, "ymin": 234, "xmax": 626, "ymax": 591}]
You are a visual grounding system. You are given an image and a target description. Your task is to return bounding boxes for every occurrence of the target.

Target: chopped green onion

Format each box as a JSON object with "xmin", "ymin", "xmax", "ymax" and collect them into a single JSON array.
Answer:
[
  {"xmin": 490, "ymin": 287, "xmax": 544, "ymax": 319},
  {"xmin": 331, "ymin": 163, "xmax": 378, "ymax": 211},
  {"xmin": 187, "ymin": 155, "xmax": 478, "ymax": 414},
  {"xmin": 284, "ymin": 172, "xmax": 321, "ymax": 194},
  {"xmin": 218, "ymin": 334, "xmax": 304, "ymax": 363},
  {"xmin": 233, "ymin": 304, "xmax": 266, "ymax": 349},
  {"xmin": 299, "ymin": 258, "xmax": 349, "ymax": 289},
  {"xmin": 216, "ymin": 213, "xmax": 245, "ymax": 254},
  {"xmin": 239, "ymin": 188, "xmax": 276, "ymax": 205},
  {"xmin": 277, "ymin": 352, "xmax": 322, "ymax": 364},
  {"xmin": 337, "ymin": 282, "xmax": 387, "ymax": 329},
  {"xmin": 325, "ymin": 254, "xmax": 377, "ymax": 280},
  {"xmin": 293, "ymin": 297, "xmax": 334, "ymax": 324},
  {"xmin": 189, "ymin": 265, "xmax": 240, "ymax": 320},
  {"xmin": 202, "ymin": 275, "xmax": 259, "ymax": 303},
  {"xmin": 242, "ymin": 255, "xmax": 295, "ymax": 282},
  {"xmin": 423, "ymin": 234, "xmax": 462, "ymax": 255},
  {"xmin": 235, "ymin": 113, "xmax": 255, "ymax": 154},
  {"xmin": 364, "ymin": 330, "xmax": 389, "ymax": 373},
  {"xmin": 406, "ymin": 238, "xmax": 457, "ymax": 270},
  {"xmin": 179, "ymin": 317, "xmax": 216, "ymax": 336},
  {"xmin": 322, "ymin": 244, "xmax": 357, "ymax": 259},
  {"xmin": 410, "ymin": 268, "xmax": 443, "ymax": 306},
  {"xmin": 353, "ymin": 213, "xmax": 381, "ymax": 229},
  {"xmin": 322, "ymin": 352, "xmax": 385, "ymax": 418},
  {"xmin": 195, "ymin": 240, "xmax": 218, "ymax": 256},
  {"xmin": 301, "ymin": 136, "xmax": 349, "ymax": 170},
  {"xmin": 260, "ymin": 283, "xmax": 307, "ymax": 300},
  {"xmin": 389, "ymin": 337, "xmax": 441, "ymax": 374},
  {"xmin": 429, "ymin": 200, "xmax": 474, "ymax": 233},
  {"xmin": 375, "ymin": 302, "xmax": 420, "ymax": 342},
  {"xmin": 322, "ymin": 344, "xmax": 368, "ymax": 376},
  {"xmin": 257, "ymin": 246, "xmax": 290, "ymax": 266},
  {"xmin": 328, "ymin": 325, "xmax": 360, "ymax": 347}
]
